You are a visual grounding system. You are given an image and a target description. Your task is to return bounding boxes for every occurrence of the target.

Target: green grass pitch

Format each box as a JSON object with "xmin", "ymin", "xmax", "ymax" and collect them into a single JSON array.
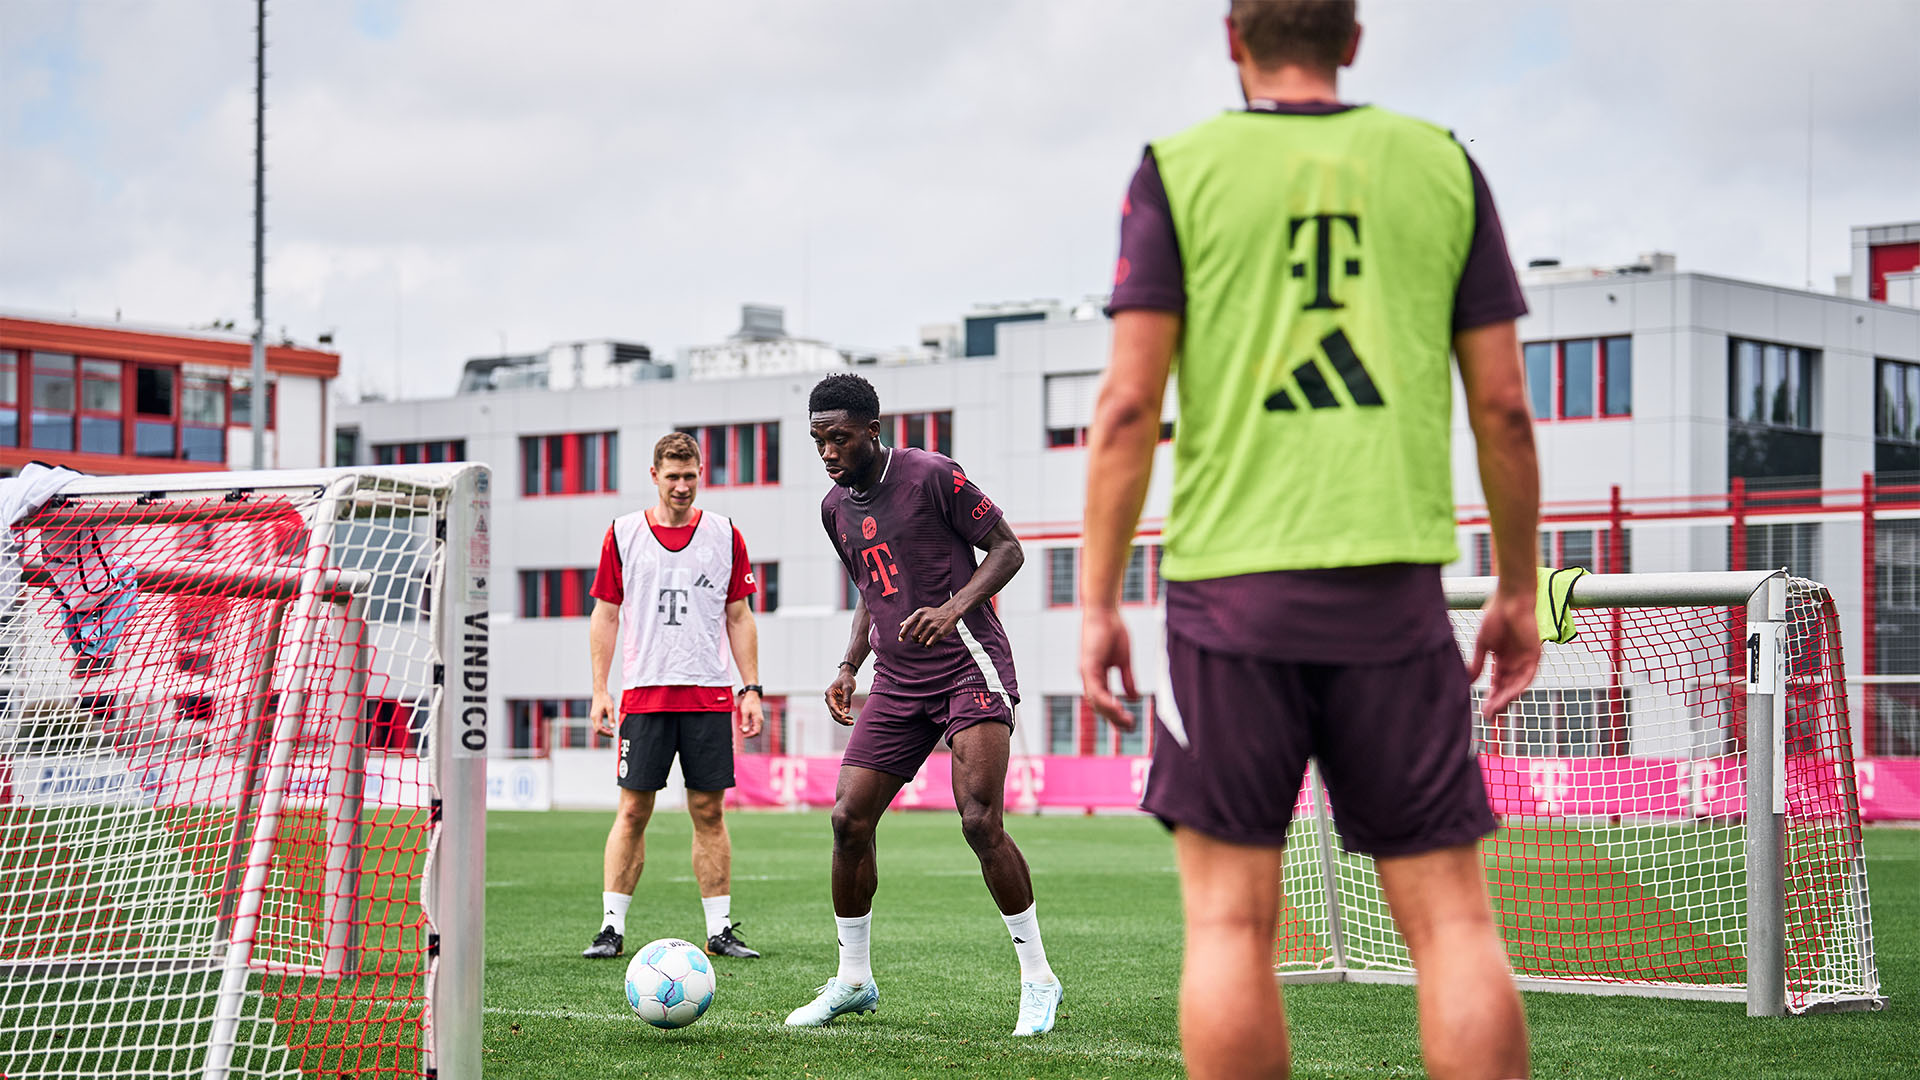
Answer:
[{"xmin": 483, "ymin": 811, "xmax": 1916, "ymax": 1080}]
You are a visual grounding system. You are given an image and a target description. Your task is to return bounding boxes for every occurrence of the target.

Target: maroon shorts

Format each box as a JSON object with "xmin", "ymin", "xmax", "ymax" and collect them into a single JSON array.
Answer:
[
  {"xmin": 1143, "ymin": 633, "xmax": 1495, "ymax": 856},
  {"xmin": 841, "ymin": 689, "xmax": 1014, "ymax": 780}
]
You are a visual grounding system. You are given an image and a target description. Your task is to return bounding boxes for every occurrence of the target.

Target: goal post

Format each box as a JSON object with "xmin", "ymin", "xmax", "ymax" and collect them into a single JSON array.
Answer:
[
  {"xmin": 0, "ymin": 463, "xmax": 489, "ymax": 1079},
  {"xmin": 1275, "ymin": 570, "xmax": 1884, "ymax": 1016}
]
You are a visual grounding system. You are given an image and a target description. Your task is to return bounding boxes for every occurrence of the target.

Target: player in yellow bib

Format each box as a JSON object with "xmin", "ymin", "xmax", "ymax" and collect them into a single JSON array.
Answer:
[{"xmin": 1080, "ymin": 4, "xmax": 1542, "ymax": 1079}]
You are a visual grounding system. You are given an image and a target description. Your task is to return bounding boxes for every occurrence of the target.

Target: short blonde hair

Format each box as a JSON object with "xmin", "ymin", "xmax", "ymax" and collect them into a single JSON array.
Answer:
[{"xmin": 653, "ymin": 431, "xmax": 701, "ymax": 468}]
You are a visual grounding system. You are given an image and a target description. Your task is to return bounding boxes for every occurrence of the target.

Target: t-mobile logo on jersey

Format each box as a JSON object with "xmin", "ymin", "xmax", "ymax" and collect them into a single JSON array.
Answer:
[
  {"xmin": 657, "ymin": 588, "xmax": 691, "ymax": 625},
  {"xmin": 860, "ymin": 543, "xmax": 901, "ymax": 596}
]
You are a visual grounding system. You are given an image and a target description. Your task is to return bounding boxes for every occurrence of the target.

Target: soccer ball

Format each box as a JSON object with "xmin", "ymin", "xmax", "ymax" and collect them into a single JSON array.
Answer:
[{"xmin": 623, "ymin": 938, "xmax": 716, "ymax": 1029}]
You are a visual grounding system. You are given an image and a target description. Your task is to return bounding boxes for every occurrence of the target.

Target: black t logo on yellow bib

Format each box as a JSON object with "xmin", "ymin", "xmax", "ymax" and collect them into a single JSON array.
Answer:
[
  {"xmin": 1289, "ymin": 213, "xmax": 1361, "ymax": 311},
  {"xmin": 1269, "ymin": 213, "xmax": 1384, "ymax": 413}
]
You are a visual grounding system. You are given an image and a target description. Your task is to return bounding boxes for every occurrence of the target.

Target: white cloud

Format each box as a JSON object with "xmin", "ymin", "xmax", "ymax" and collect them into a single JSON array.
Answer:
[{"xmin": 2, "ymin": 0, "xmax": 1915, "ymax": 399}]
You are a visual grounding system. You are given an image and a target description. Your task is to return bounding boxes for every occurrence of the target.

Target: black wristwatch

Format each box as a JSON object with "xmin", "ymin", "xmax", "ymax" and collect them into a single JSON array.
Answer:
[{"xmin": 737, "ymin": 684, "xmax": 763, "ymax": 699}]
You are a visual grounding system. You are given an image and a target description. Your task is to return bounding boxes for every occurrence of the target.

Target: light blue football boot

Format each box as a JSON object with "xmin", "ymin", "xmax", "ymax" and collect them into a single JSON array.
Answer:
[
  {"xmin": 784, "ymin": 977, "xmax": 880, "ymax": 1027},
  {"xmin": 1012, "ymin": 977, "xmax": 1063, "ymax": 1036}
]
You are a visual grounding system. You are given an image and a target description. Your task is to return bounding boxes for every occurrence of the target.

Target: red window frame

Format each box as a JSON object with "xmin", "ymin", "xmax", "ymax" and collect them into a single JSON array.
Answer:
[
  {"xmin": 227, "ymin": 381, "xmax": 278, "ymax": 431},
  {"xmin": 509, "ymin": 697, "xmax": 603, "ymax": 753},
  {"xmin": 520, "ymin": 432, "xmax": 618, "ymax": 496},
  {"xmin": 374, "ymin": 439, "xmax": 467, "ymax": 466},
  {"xmin": 179, "ymin": 374, "xmax": 228, "ymax": 463},
  {"xmin": 518, "ymin": 568, "xmax": 594, "ymax": 617},
  {"xmin": 1120, "ymin": 544, "xmax": 1165, "ymax": 606},
  {"xmin": 1529, "ymin": 338, "xmax": 1632, "ymax": 423},
  {"xmin": 1046, "ymin": 546, "xmax": 1078, "ymax": 608},
  {"xmin": 879, "ymin": 411, "xmax": 957, "ymax": 454},
  {"xmin": 77, "ymin": 359, "xmax": 124, "ymax": 456},
  {"xmin": 679, "ymin": 422, "xmax": 779, "ymax": 489},
  {"xmin": 750, "ymin": 561, "xmax": 779, "ymax": 613},
  {"xmin": 1047, "ymin": 695, "xmax": 1155, "ymax": 756},
  {"xmin": 1600, "ymin": 337, "xmax": 1632, "ymax": 418},
  {"xmin": 735, "ymin": 695, "xmax": 790, "ymax": 754},
  {"xmin": 0, "ymin": 351, "xmax": 18, "ymax": 449}
]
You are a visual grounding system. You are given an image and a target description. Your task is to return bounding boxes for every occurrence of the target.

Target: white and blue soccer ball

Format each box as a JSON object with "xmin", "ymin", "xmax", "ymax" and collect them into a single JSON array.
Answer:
[{"xmin": 623, "ymin": 938, "xmax": 716, "ymax": 1029}]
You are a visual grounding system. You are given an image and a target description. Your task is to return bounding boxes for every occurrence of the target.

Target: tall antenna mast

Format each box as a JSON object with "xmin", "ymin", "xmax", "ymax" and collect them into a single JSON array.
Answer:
[
  {"xmin": 1803, "ymin": 72, "xmax": 1815, "ymax": 291},
  {"xmin": 250, "ymin": 0, "xmax": 267, "ymax": 469}
]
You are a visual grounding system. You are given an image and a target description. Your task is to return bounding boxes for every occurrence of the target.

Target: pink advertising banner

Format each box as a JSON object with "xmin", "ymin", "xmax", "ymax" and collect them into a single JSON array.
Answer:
[{"xmin": 729, "ymin": 754, "xmax": 1920, "ymax": 822}]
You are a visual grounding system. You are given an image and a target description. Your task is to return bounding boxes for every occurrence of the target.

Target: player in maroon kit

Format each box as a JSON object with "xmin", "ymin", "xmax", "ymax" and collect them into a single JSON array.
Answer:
[{"xmin": 782, "ymin": 373, "xmax": 1064, "ymax": 1036}]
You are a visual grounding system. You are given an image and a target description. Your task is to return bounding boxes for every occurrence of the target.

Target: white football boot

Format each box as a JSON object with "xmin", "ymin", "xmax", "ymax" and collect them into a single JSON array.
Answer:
[
  {"xmin": 784, "ymin": 977, "xmax": 880, "ymax": 1027},
  {"xmin": 1012, "ymin": 977, "xmax": 1063, "ymax": 1036}
]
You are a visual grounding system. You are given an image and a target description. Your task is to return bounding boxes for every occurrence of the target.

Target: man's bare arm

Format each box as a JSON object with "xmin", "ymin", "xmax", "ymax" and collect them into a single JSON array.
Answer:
[
  {"xmin": 1456, "ymin": 318, "xmax": 1542, "ymax": 717},
  {"xmin": 588, "ymin": 599, "xmax": 620, "ymax": 735},
  {"xmin": 1079, "ymin": 310, "xmax": 1180, "ymax": 725}
]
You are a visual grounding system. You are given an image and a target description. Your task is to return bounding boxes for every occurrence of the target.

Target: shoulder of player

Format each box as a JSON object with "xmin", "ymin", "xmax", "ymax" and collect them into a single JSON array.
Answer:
[{"xmin": 1357, "ymin": 104, "xmax": 1464, "ymax": 153}]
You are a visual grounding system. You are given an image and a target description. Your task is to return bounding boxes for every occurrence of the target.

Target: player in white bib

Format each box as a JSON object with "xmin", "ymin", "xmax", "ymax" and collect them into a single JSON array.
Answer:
[{"xmin": 583, "ymin": 432, "xmax": 766, "ymax": 961}]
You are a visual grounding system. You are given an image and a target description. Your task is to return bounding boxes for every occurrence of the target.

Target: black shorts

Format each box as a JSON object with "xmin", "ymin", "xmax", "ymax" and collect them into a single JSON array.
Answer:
[
  {"xmin": 617, "ymin": 711, "xmax": 735, "ymax": 792},
  {"xmin": 1142, "ymin": 633, "xmax": 1495, "ymax": 857}
]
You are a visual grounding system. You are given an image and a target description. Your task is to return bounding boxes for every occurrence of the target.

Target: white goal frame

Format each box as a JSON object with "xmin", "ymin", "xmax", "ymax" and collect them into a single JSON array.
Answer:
[
  {"xmin": 0, "ymin": 464, "xmax": 488, "ymax": 1079},
  {"xmin": 1276, "ymin": 570, "xmax": 1885, "ymax": 1017}
]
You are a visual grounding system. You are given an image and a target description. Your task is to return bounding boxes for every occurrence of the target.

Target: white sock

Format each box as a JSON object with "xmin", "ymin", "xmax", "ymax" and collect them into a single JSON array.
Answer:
[
  {"xmin": 1002, "ymin": 903, "xmax": 1054, "ymax": 983},
  {"xmin": 602, "ymin": 891, "xmax": 631, "ymax": 936},
  {"xmin": 702, "ymin": 894, "xmax": 732, "ymax": 938},
  {"xmin": 835, "ymin": 912, "xmax": 873, "ymax": 986}
]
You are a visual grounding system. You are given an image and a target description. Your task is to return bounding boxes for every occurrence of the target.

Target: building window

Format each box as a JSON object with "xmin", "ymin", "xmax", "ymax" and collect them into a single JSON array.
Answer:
[
  {"xmin": 737, "ymin": 695, "xmax": 790, "ymax": 755},
  {"xmin": 508, "ymin": 697, "xmax": 600, "ymax": 753},
  {"xmin": 751, "ymin": 562, "xmax": 780, "ymax": 613},
  {"xmin": 676, "ymin": 422, "xmax": 780, "ymax": 487},
  {"xmin": 374, "ymin": 440, "xmax": 467, "ymax": 465},
  {"xmin": 0, "ymin": 351, "xmax": 17, "ymax": 448},
  {"xmin": 79, "ymin": 360, "xmax": 123, "ymax": 455},
  {"xmin": 1503, "ymin": 688, "xmax": 1606, "ymax": 757},
  {"xmin": 1045, "ymin": 372, "xmax": 1099, "ymax": 447},
  {"xmin": 1523, "ymin": 337, "xmax": 1631, "ymax": 421},
  {"xmin": 1729, "ymin": 339, "xmax": 1816, "ymax": 430},
  {"xmin": 880, "ymin": 411, "xmax": 954, "ymax": 456},
  {"xmin": 517, "ymin": 568, "xmax": 595, "ymax": 618},
  {"xmin": 230, "ymin": 379, "xmax": 277, "ymax": 430},
  {"xmin": 1046, "ymin": 696, "xmax": 1078, "ymax": 755},
  {"xmin": 1877, "ymin": 358, "xmax": 1920, "ymax": 443},
  {"xmin": 1474, "ymin": 530, "xmax": 1630, "ymax": 575},
  {"xmin": 1734, "ymin": 522, "xmax": 1820, "ymax": 581},
  {"xmin": 29, "ymin": 352, "xmax": 75, "ymax": 451},
  {"xmin": 334, "ymin": 426, "xmax": 360, "ymax": 467},
  {"xmin": 520, "ymin": 432, "xmax": 619, "ymax": 496},
  {"xmin": 135, "ymin": 366, "xmax": 176, "ymax": 457},
  {"xmin": 1047, "ymin": 547, "xmax": 1077, "ymax": 608},
  {"xmin": 842, "ymin": 573, "xmax": 861, "ymax": 611},
  {"xmin": 1043, "ymin": 694, "xmax": 1154, "ymax": 756},
  {"xmin": 180, "ymin": 375, "xmax": 226, "ymax": 463}
]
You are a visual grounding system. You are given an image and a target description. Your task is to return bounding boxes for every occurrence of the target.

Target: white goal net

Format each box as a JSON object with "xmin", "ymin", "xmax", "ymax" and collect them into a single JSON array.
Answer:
[
  {"xmin": 1275, "ymin": 571, "xmax": 1882, "ymax": 1016},
  {"xmin": 0, "ymin": 465, "xmax": 488, "ymax": 1079}
]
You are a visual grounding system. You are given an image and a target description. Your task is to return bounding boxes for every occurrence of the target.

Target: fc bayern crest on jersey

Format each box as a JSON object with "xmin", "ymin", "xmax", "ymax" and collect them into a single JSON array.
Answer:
[{"xmin": 862, "ymin": 516, "xmax": 877, "ymax": 540}]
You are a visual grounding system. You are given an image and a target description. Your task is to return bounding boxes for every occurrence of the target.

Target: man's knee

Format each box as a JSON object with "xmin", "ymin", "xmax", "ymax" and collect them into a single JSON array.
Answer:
[
  {"xmin": 957, "ymin": 801, "xmax": 1004, "ymax": 853},
  {"xmin": 687, "ymin": 793, "xmax": 726, "ymax": 832},
  {"xmin": 615, "ymin": 792, "xmax": 654, "ymax": 831},
  {"xmin": 830, "ymin": 803, "xmax": 877, "ymax": 850}
]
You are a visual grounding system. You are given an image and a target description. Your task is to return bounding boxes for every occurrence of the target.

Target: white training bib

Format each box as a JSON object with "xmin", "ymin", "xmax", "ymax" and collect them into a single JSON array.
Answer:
[{"xmin": 612, "ymin": 509, "xmax": 735, "ymax": 689}]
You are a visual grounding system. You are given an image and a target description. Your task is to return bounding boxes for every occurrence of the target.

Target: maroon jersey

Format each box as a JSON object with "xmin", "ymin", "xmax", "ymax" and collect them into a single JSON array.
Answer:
[{"xmin": 822, "ymin": 447, "xmax": 1020, "ymax": 703}]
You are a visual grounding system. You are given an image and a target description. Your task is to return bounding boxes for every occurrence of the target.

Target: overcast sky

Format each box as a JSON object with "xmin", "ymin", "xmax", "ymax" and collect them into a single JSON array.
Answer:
[{"xmin": 3, "ymin": 1, "xmax": 1917, "ymax": 399}]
